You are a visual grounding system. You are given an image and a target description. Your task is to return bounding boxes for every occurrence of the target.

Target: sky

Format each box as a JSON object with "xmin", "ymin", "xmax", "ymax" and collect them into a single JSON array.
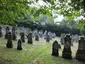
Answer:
[{"xmin": 52, "ymin": 9, "xmax": 64, "ymax": 22}]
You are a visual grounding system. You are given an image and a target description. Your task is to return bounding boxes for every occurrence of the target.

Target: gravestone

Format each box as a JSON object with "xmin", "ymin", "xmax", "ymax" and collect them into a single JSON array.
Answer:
[
  {"xmin": 20, "ymin": 27, "xmax": 25, "ymax": 42},
  {"xmin": 60, "ymin": 33, "xmax": 65, "ymax": 45},
  {"xmin": 12, "ymin": 26, "xmax": 16, "ymax": 40},
  {"xmin": 62, "ymin": 35, "xmax": 72, "ymax": 59},
  {"xmin": 76, "ymin": 37, "xmax": 85, "ymax": 62},
  {"xmin": 20, "ymin": 32, "xmax": 25, "ymax": 42},
  {"xmin": 52, "ymin": 32, "xmax": 56, "ymax": 38},
  {"xmin": 35, "ymin": 34, "xmax": 39, "ymax": 41},
  {"xmin": 27, "ymin": 32, "xmax": 33, "ymax": 44},
  {"xmin": 45, "ymin": 32, "xmax": 50, "ymax": 42},
  {"xmin": 5, "ymin": 26, "xmax": 10, "ymax": 39},
  {"xmin": 48, "ymin": 32, "xmax": 52, "ymax": 40},
  {"xmin": 39, "ymin": 30, "xmax": 43, "ymax": 38},
  {"xmin": 52, "ymin": 40, "xmax": 61, "ymax": 57},
  {"xmin": 0, "ymin": 26, "xmax": 2, "ymax": 37},
  {"xmin": 44, "ymin": 30, "xmax": 47, "ymax": 37},
  {"xmin": 6, "ymin": 32, "xmax": 13, "ymax": 48},
  {"xmin": 17, "ymin": 39, "xmax": 22, "ymax": 50},
  {"xmin": 71, "ymin": 35, "xmax": 74, "ymax": 46}
]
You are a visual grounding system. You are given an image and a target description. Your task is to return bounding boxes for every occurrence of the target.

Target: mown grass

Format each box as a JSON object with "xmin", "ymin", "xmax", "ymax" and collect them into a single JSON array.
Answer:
[{"xmin": 0, "ymin": 37, "xmax": 82, "ymax": 64}]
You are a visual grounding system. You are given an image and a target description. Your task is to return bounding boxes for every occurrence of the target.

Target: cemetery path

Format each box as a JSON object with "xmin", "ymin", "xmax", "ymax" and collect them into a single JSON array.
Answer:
[{"xmin": 27, "ymin": 43, "xmax": 51, "ymax": 64}]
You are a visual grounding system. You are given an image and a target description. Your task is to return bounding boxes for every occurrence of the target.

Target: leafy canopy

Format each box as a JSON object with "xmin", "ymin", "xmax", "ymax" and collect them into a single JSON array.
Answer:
[{"xmin": 0, "ymin": 0, "xmax": 85, "ymax": 25}]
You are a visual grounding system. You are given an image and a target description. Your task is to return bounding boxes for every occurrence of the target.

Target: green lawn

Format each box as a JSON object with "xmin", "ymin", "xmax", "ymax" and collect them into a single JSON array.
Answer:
[{"xmin": 0, "ymin": 37, "xmax": 83, "ymax": 64}]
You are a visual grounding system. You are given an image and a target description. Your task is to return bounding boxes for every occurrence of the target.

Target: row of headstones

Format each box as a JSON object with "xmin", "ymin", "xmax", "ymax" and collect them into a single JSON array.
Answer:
[
  {"xmin": 0, "ymin": 26, "xmax": 55, "ymax": 43},
  {"xmin": 6, "ymin": 32, "xmax": 22, "ymax": 50},
  {"xmin": 0, "ymin": 26, "xmax": 37, "ymax": 42},
  {"xmin": 6, "ymin": 32, "xmax": 34, "ymax": 50},
  {"xmin": 19, "ymin": 28, "xmax": 56, "ymax": 42},
  {"xmin": 52, "ymin": 35, "xmax": 85, "ymax": 62},
  {"xmin": 5, "ymin": 30, "xmax": 53, "ymax": 50},
  {"xmin": 33, "ymin": 29, "xmax": 56, "ymax": 38}
]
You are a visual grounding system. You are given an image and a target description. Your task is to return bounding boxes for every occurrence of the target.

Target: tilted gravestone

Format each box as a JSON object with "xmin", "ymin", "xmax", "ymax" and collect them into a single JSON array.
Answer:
[
  {"xmin": 12, "ymin": 26, "xmax": 16, "ymax": 40},
  {"xmin": 76, "ymin": 37, "xmax": 85, "ymax": 62},
  {"xmin": 52, "ymin": 40, "xmax": 61, "ymax": 57},
  {"xmin": 20, "ymin": 32, "xmax": 25, "ymax": 42},
  {"xmin": 27, "ymin": 32, "xmax": 33, "ymax": 44},
  {"xmin": 0, "ymin": 26, "xmax": 2, "ymax": 37},
  {"xmin": 17, "ymin": 39, "xmax": 22, "ymax": 50},
  {"xmin": 62, "ymin": 35, "xmax": 72, "ymax": 59},
  {"xmin": 5, "ymin": 27, "xmax": 10, "ymax": 39},
  {"xmin": 6, "ymin": 32, "xmax": 13, "ymax": 48}
]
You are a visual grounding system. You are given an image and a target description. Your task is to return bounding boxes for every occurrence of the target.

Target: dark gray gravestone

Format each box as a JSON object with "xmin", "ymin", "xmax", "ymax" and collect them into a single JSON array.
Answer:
[
  {"xmin": 0, "ymin": 26, "xmax": 2, "ymax": 37},
  {"xmin": 52, "ymin": 40, "xmax": 61, "ymax": 57},
  {"xmin": 5, "ymin": 27, "xmax": 10, "ymax": 39},
  {"xmin": 12, "ymin": 26, "xmax": 16, "ymax": 40},
  {"xmin": 62, "ymin": 35, "xmax": 72, "ymax": 59},
  {"xmin": 17, "ymin": 39, "xmax": 22, "ymax": 50},
  {"xmin": 76, "ymin": 37, "xmax": 85, "ymax": 62},
  {"xmin": 35, "ymin": 34, "xmax": 39, "ymax": 41},
  {"xmin": 20, "ymin": 32, "xmax": 25, "ymax": 42},
  {"xmin": 6, "ymin": 32, "xmax": 13, "ymax": 48},
  {"xmin": 27, "ymin": 32, "xmax": 33, "ymax": 44}
]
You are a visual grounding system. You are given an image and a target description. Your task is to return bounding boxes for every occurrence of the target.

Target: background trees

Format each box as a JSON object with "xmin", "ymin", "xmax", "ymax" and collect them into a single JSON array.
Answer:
[{"xmin": 0, "ymin": 0, "xmax": 84, "ymax": 35}]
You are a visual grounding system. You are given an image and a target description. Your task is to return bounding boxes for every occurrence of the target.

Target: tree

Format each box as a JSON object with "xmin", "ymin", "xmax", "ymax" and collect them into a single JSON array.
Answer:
[
  {"xmin": 0, "ymin": 0, "xmax": 85, "ymax": 29},
  {"xmin": 0, "ymin": 0, "xmax": 30, "ymax": 25}
]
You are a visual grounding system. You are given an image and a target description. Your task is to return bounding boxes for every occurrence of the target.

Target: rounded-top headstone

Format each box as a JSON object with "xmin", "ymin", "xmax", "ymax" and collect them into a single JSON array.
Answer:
[
  {"xmin": 6, "ymin": 32, "xmax": 13, "ymax": 48},
  {"xmin": 17, "ymin": 39, "xmax": 22, "ymax": 50},
  {"xmin": 52, "ymin": 40, "xmax": 61, "ymax": 57}
]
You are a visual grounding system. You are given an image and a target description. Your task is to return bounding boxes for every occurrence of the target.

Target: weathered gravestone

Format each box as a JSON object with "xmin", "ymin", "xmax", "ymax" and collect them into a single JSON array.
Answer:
[
  {"xmin": 62, "ymin": 35, "xmax": 72, "ymax": 59},
  {"xmin": 52, "ymin": 40, "xmax": 61, "ymax": 57},
  {"xmin": 76, "ymin": 37, "xmax": 85, "ymax": 62},
  {"xmin": 12, "ymin": 26, "xmax": 16, "ymax": 40},
  {"xmin": 27, "ymin": 32, "xmax": 33, "ymax": 44},
  {"xmin": 35, "ymin": 34, "xmax": 39, "ymax": 41},
  {"xmin": 20, "ymin": 27, "xmax": 25, "ymax": 42},
  {"xmin": 17, "ymin": 39, "xmax": 22, "ymax": 50},
  {"xmin": 5, "ymin": 26, "xmax": 10, "ymax": 39},
  {"xmin": 6, "ymin": 32, "xmax": 13, "ymax": 48},
  {"xmin": 0, "ymin": 26, "xmax": 2, "ymax": 37},
  {"xmin": 20, "ymin": 32, "xmax": 25, "ymax": 42}
]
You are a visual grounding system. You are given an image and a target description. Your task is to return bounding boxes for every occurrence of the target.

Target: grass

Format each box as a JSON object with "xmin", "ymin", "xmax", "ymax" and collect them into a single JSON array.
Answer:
[{"xmin": 0, "ymin": 37, "xmax": 83, "ymax": 64}]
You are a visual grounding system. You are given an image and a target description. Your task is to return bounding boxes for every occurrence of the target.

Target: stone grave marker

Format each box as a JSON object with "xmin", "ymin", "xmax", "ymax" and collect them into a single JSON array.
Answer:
[{"xmin": 62, "ymin": 35, "xmax": 72, "ymax": 59}]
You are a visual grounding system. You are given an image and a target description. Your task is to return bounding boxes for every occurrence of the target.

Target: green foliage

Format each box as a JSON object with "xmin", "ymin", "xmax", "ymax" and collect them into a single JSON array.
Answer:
[
  {"xmin": 0, "ymin": 0, "xmax": 29, "ymax": 24},
  {"xmin": 0, "ymin": 0, "xmax": 85, "ymax": 31},
  {"xmin": 77, "ymin": 20, "xmax": 85, "ymax": 30}
]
